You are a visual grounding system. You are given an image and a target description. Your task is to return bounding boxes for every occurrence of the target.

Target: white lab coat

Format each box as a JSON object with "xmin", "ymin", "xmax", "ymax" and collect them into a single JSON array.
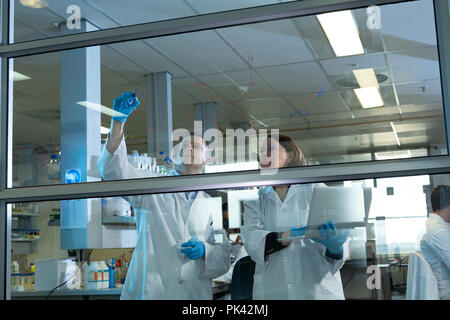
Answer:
[
  {"xmin": 406, "ymin": 251, "xmax": 440, "ymax": 300},
  {"xmin": 241, "ymin": 184, "xmax": 347, "ymax": 300},
  {"xmin": 420, "ymin": 213, "xmax": 450, "ymax": 300},
  {"xmin": 97, "ymin": 137, "xmax": 231, "ymax": 300}
]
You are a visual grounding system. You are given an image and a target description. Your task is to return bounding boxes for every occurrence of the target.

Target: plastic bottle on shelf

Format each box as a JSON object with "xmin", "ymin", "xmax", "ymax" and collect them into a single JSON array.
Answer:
[
  {"xmin": 144, "ymin": 154, "xmax": 149, "ymax": 170},
  {"xmin": 120, "ymin": 254, "xmax": 129, "ymax": 284},
  {"xmin": 108, "ymin": 258, "xmax": 116, "ymax": 288},
  {"xmin": 101, "ymin": 261, "xmax": 109, "ymax": 289},
  {"xmin": 128, "ymin": 150, "xmax": 139, "ymax": 169},
  {"xmin": 85, "ymin": 261, "xmax": 99, "ymax": 290},
  {"xmin": 148, "ymin": 156, "xmax": 152, "ymax": 171},
  {"xmin": 86, "ymin": 261, "xmax": 104, "ymax": 290},
  {"xmin": 96, "ymin": 261, "xmax": 104, "ymax": 290},
  {"xmin": 121, "ymin": 261, "xmax": 128, "ymax": 284},
  {"xmin": 115, "ymin": 259, "xmax": 122, "ymax": 286},
  {"xmin": 11, "ymin": 261, "xmax": 19, "ymax": 274}
]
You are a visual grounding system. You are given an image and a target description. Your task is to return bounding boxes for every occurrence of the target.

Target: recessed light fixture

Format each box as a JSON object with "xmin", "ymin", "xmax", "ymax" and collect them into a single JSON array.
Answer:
[
  {"xmin": 375, "ymin": 150, "xmax": 410, "ymax": 160},
  {"xmin": 205, "ymin": 161, "xmax": 259, "ymax": 173},
  {"xmin": 20, "ymin": 0, "xmax": 47, "ymax": 9},
  {"xmin": 352, "ymin": 68, "xmax": 379, "ymax": 88},
  {"xmin": 352, "ymin": 68, "xmax": 384, "ymax": 108},
  {"xmin": 317, "ymin": 10, "xmax": 364, "ymax": 57},
  {"xmin": 354, "ymin": 87, "xmax": 384, "ymax": 108}
]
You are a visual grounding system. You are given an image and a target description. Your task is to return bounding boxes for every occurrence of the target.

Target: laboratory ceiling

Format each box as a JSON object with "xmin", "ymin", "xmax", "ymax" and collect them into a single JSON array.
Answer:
[{"xmin": 11, "ymin": 0, "xmax": 445, "ymax": 163}]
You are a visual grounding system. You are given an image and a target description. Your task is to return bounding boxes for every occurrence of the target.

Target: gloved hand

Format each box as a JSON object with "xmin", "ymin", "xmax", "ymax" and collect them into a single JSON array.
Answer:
[
  {"xmin": 112, "ymin": 91, "xmax": 140, "ymax": 123},
  {"xmin": 311, "ymin": 220, "xmax": 349, "ymax": 255},
  {"xmin": 180, "ymin": 238, "xmax": 206, "ymax": 260},
  {"xmin": 289, "ymin": 227, "xmax": 306, "ymax": 238}
]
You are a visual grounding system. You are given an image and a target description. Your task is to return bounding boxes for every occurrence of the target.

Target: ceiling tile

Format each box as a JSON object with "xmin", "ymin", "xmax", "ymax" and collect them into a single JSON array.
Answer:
[
  {"xmin": 387, "ymin": 47, "xmax": 440, "ymax": 83},
  {"xmin": 258, "ymin": 61, "xmax": 332, "ymax": 95},
  {"xmin": 396, "ymin": 79, "xmax": 443, "ymax": 106},
  {"xmin": 319, "ymin": 53, "xmax": 387, "ymax": 78},
  {"xmin": 218, "ymin": 19, "xmax": 314, "ymax": 67},
  {"xmin": 149, "ymin": 30, "xmax": 248, "ymax": 76},
  {"xmin": 284, "ymin": 91, "xmax": 349, "ymax": 114}
]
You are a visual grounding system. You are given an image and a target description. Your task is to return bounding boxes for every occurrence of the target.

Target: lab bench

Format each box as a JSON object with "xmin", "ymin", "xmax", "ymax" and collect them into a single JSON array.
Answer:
[
  {"xmin": 11, "ymin": 288, "xmax": 123, "ymax": 300},
  {"xmin": 11, "ymin": 282, "xmax": 230, "ymax": 300}
]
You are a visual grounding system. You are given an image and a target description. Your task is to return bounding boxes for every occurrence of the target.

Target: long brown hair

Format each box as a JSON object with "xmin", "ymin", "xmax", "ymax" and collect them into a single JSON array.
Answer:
[{"xmin": 267, "ymin": 133, "xmax": 307, "ymax": 167}]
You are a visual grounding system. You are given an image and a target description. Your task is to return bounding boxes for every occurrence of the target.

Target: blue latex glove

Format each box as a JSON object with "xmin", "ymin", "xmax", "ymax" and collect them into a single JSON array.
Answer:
[
  {"xmin": 112, "ymin": 91, "xmax": 140, "ymax": 123},
  {"xmin": 289, "ymin": 227, "xmax": 306, "ymax": 238},
  {"xmin": 311, "ymin": 220, "xmax": 349, "ymax": 255},
  {"xmin": 180, "ymin": 238, "xmax": 205, "ymax": 260}
]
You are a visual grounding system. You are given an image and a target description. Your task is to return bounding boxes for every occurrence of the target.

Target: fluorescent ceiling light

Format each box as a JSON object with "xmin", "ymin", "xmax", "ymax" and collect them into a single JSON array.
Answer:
[
  {"xmin": 205, "ymin": 161, "xmax": 259, "ymax": 173},
  {"xmin": 101, "ymin": 126, "xmax": 110, "ymax": 135},
  {"xmin": 390, "ymin": 122, "xmax": 401, "ymax": 146},
  {"xmin": 375, "ymin": 150, "xmax": 410, "ymax": 160},
  {"xmin": 354, "ymin": 87, "xmax": 384, "ymax": 108},
  {"xmin": 77, "ymin": 101, "xmax": 126, "ymax": 118},
  {"xmin": 352, "ymin": 68, "xmax": 379, "ymax": 88},
  {"xmin": 317, "ymin": 10, "xmax": 364, "ymax": 57},
  {"xmin": 20, "ymin": 0, "xmax": 47, "ymax": 8},
  {"xmin": 11, "ymin": 71, "xmax": 31, "ymax": 81}
]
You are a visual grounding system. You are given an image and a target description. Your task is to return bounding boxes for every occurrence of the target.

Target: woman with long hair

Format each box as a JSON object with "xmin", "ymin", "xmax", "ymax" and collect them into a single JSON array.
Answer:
[{"xmin": 241, "ymin": 134, "xmax": 348, "ymax": 299}]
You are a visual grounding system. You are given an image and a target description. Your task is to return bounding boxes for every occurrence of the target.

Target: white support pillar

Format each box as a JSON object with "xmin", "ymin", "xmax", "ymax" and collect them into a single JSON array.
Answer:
[
  {"xmin": 146, "ymin": 72, "xmax": 173, "ymax": 157},
  {"xmin": 59, "ymin": 20, "xmax": 102, "ymax": 249}
]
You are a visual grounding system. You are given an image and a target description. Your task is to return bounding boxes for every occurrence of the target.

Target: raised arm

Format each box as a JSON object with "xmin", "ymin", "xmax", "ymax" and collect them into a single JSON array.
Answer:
[
  {"xmin": 106, "ymin": 92, "xmax": 139, "ymax": 154},
  {"xmin": 97, "ymin": 91, "xmax": 158, "ymax": 208},
  {"xmin": 106, "ymin": 119, "xmax": 125, "ymax": 154}
]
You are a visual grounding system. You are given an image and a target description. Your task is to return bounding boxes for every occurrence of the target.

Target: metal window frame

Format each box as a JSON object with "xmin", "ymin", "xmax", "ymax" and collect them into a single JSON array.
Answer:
[
  {"xmin": 0, "ymin": 0, "xmax": 11, "ymax": 302},
  {"xmin": 1, "ymin": 0, "xmax": 417, "ymax": 56},
  {"xmin": 0, "ymin": 0, "xmax": 449, "ymax": 300}
]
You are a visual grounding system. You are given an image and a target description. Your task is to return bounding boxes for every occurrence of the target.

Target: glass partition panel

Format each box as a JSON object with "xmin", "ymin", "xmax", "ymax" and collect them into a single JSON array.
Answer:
[
  {"xmin": 8, "ymin": 172, "xmax": 450, "ymax": 300},
  {"xmin": 12, "ymin": 0, "xmax": 298, "ymax": 43},
  {"xmin": 10, "ymin": 0, "xmax": 447, "ymax": 187}
]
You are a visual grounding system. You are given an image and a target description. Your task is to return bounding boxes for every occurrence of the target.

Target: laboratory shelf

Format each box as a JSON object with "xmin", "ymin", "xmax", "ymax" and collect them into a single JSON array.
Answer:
[
  {"xmin": 11, "ymin": 282, "xmax": 229, "ymax": 300},
  {"xmin": 11, "ymin": 287, "xmax": 123, "ymax": 299},
  {"xmin": 12, "ymin": 212, "xmax": 40, "ymax": 217},
  {"xmin": 12, "ymin": 237, "xmax": 41, "ymax": 242}
]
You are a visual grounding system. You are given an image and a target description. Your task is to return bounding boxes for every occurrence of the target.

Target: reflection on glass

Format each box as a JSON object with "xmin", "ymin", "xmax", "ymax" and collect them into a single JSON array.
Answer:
[
  {"xmin": 242, "ymin": 134, "xmax": 360, "ymax": 299},
  {"xmin": 11, "ymin": 0, "xmax": 446, "ymax": 188},
  {"xmin": 13, "ymin": 0, "xmax": 299, "ymax": 43},
  {"xmin": 10, "ymin": 173, "xmax": 450, "ymax": 300},
  {"xmin": 98, "ymin": 123, "xmax": 232, "ymax": 299}
]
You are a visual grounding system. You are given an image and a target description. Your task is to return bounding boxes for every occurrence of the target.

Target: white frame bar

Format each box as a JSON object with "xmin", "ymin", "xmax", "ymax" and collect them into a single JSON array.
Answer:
[{"xmin": 1, "ymin": 155, "xmax": 450, "ymax": 202}]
